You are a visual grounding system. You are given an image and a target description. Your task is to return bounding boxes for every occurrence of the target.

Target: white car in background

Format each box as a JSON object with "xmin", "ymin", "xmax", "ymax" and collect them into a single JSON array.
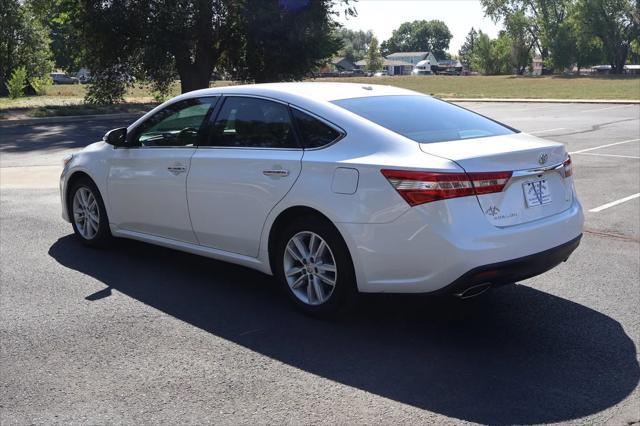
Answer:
[{"xmin": 60, "ymin": 83, "xmax": 583, "ymax": 315}]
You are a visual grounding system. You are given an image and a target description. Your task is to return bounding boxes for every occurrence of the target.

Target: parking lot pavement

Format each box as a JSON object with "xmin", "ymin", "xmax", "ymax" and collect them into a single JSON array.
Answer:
[{"xmin": 1, "ymin": 103, "xmax": 639, "ymax": 424}]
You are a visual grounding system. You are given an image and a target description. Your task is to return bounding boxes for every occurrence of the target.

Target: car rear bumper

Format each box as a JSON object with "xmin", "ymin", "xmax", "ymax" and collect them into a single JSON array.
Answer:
[
  {"xmin": 337, "ymin": 195, "xmax": 584, "ymax": 293},
  {"xmin": 432, "ymin": 234, "xmax": 581, "ymax": 296}
]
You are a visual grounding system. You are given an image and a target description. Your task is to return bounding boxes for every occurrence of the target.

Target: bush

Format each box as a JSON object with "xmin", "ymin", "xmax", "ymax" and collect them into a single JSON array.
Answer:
[
  {"xmin": 6, "ymin": 67, "xmax": 28, "ymax": 99},
  {"xmin": 30, "ymin": 75, "xmax": 53, "ymax": 95}
]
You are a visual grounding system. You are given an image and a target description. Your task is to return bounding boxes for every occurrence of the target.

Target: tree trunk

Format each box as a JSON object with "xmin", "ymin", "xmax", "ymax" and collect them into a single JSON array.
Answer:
[{"xmin": 178, "ymin": 66, "xmax": 212, "ymax": 93}]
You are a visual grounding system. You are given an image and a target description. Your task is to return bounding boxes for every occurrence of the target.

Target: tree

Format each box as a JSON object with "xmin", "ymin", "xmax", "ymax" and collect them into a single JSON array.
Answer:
[
  {"xmin": 481, "ymin": 0, "xmax": 573, "ymax": 68},
  {"xmin": 574, "ymin": 0, "xmax": 639, "ymax": 73},
  {"xmin": 458, "ymin": 27, "xmax": 478, "ymax": 70},
  {"xmin": 0, "ymin": 0, "xmax": 54, "ymax": 96},
  {"xmin": 380, "ymin": 20, "xmax": 452, "ymax": 57},
  {"xmin": 504, "ymin": 11, "xmax": 536, "ymax": 74},
  {"xmin": 365, "ymin": 37, "xmax": 383, "ymax": 71},
  {"xmin": 471, "ymin": 30, "xmax": 511, "ymax": 75},
  {"xmin": 75, "ymin": 0, "xmax": 348, "ymax": 102},
  {"xmin": 335, "ymin": 28, "xmax": 374, "ymax": 63},
  {"xmin": 225, "ymin": 0, "xmax": 343, "ymax": 83}
]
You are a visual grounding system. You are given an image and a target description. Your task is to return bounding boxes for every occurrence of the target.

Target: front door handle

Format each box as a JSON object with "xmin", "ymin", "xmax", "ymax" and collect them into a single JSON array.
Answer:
[
  {"xmin": 263, "ymin": 169, "xmax": 290, "ymax": 177},
  {"xmin": 167, "ymin": 165, "xmax": 187, "ymax": 175}
]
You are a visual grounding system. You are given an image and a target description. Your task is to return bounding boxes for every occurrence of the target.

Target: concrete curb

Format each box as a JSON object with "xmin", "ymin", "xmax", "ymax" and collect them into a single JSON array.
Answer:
[
  {"xmin": 1, "ymin": 98, "xmax": 638, "ymax": 126},
  {"xmin": 0, "ymin": 112, "xmax": 143, "ymax": 128},
  {"xmin": 442, "ymin": 98, "xmax": 640, "ymax": 104}
]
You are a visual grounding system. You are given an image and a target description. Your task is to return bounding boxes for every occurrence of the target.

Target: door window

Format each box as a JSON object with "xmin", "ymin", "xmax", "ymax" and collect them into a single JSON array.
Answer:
[
  {"xmin": 206, "ymin": 97, "xmax": 299, "ymax": 148},
  {"xmin": 133, "ymin": 97, "xmax": 217, "ymax": 147}
]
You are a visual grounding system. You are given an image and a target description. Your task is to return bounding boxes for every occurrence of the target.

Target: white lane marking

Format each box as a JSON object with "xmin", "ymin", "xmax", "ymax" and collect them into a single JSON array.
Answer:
[
  {"xmin": 573, "ymin": 152, "xmax": 640, "ymax": 159},
  {"xmin": 589, "ymin": 193, "xmax": 640, "ymax": 213},
  {"xmin": 530, "ymin": 127, "xmax": 565, "ymax": 135},
  {"xmin": 570, "ymin": 139, "xmax": 640, "ymax": 154},
  {"xmin": 581, "ymin": 105, "xmax": 635, "ymax": 113}
]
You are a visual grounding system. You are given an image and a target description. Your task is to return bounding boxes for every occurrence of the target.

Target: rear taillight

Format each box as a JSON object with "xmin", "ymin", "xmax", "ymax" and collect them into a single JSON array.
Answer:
[
  {"xmin": 563, "ymin": 156, "xmax": 572, "ymax": 177},
  {"xmin": 381, "ymin": 170, "xmax": 512, "ymax": 206}
]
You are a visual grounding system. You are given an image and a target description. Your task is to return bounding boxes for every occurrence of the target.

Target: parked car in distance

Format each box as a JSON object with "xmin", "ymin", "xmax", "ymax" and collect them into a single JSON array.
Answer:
[
  {"xmin": 51, "ymin": 72, "xmax": 80, "ymax": 84},
  {"xmin": 60, "ymin": 83, "xmax": 583, "ymax": 316},
  {"xmin": 373, "ymin": 70, "xmax": 388, "ymax": 77}
]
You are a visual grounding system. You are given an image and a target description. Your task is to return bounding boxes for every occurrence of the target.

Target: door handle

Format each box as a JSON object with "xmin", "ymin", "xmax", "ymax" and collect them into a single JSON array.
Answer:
[
  {"xmin": 263, "ymin": 169, "xmax": 289, "ymax": 177},
  {"xmin": 167, "ymin": 165, "xmax": 187, "ymax": 175}
]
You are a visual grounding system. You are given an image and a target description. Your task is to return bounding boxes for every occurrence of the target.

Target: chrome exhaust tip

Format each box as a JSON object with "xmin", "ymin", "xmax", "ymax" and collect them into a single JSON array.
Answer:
[{"xmin": 455, "ymin": 283, "xmax": 492, "ymax": 299}]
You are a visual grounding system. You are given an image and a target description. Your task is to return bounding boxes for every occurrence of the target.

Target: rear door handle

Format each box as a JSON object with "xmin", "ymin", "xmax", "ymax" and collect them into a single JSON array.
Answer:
[{"xmin": 263, "ymin": 169, "xmax": 289, "ymax": 177}]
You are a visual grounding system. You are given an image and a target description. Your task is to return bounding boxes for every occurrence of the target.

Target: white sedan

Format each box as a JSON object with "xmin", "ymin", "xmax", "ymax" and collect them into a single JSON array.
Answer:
[{"xmin": 60, "ymin": 83, "xmax": 584, "ymax": 315}]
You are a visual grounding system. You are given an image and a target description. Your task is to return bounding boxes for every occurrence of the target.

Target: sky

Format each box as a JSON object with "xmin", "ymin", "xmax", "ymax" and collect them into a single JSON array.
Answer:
[{"xmin": 334, "ymin": 0, "xmax": 503, "ymax": 55}]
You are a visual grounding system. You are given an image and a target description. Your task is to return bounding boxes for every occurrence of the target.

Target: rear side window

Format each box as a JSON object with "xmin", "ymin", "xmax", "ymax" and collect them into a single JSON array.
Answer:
[
  {"xmin": 332, "ymin": 95, "xmax": 516, "ymax": 144},
  {"xmin": 291, "ymin": 108, "xmax": 342, "ymax": 148},
  {"xmin": 206, "ymin": 97, "xmax": 299, "ymax": 149}
]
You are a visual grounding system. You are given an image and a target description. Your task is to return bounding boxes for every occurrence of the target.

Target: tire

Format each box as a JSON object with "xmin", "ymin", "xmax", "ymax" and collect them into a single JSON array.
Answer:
[
  {"xmin": 68, "ymin": 177, "xmax": 112, "ymax": 247},
  {"xmin": 274, "ymin": 215, "xmax": 356, "ymax": 317}
]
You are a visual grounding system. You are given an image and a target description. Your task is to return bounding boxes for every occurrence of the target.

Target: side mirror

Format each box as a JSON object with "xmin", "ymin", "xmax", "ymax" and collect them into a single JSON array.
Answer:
[{"xmin": 103, "ymin": 127, "xmax": 127, "ymax": 146}]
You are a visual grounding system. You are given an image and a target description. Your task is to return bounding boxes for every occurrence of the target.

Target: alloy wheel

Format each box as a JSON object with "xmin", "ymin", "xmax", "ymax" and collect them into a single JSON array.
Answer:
[
  {"xmin": 72, "ymin": 187, "xmax": 100, "ymax": 239},
  {"xmin": 283, "ymin": 231, "xmax": 338, "ymax": 306}
]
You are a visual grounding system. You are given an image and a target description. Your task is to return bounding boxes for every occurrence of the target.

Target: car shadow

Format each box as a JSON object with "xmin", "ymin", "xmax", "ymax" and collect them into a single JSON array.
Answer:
[{"xmin": 48, "ymin": 235, "xmax": 639, "ymax": 424}]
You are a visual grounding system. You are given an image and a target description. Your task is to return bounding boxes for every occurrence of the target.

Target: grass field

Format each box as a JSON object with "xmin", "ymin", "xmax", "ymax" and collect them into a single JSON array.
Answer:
[
  {"xmin": 318, "ymin": 75, "xmax": 640, "ymax": 100},
  {"xmin": 1, "ymin": 75, "xmax": 638, "ymax": 119}
]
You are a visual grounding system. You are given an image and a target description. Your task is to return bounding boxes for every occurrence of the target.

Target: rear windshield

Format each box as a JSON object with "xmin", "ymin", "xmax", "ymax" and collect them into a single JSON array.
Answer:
[{"xmin": 332, "ymin": 95, "xmax": 516, "ymax": 144}]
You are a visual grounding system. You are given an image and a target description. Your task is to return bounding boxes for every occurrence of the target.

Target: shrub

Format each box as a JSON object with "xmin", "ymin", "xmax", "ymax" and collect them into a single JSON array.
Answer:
[
  {"xmin": 6, "ymin": 67, "xmax": 28, "ymax": 99},
  {"xmin": 31, "ymin": 75, "xmax": 53, "ymax": 95}
]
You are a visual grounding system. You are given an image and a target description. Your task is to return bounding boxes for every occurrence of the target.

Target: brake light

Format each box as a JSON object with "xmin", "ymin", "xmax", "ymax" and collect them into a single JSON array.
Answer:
[
  {"xmin": 563, "ymin": 156, "xmax": 572, "ymax": 177},
  {"xmin": 381, "ymin": 170, "xmax": 512, "ymax": 206}
]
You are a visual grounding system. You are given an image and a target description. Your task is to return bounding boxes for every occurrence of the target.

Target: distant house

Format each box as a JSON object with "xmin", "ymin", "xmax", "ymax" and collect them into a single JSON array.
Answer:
[
  {"xmin": 532, "ymin": 56, "xmax": 543, "ymax": 76},
  {"xmin": 319, "ymin": 57, "xmax": 355, "ymax": 74},
  {"xmin": 386, "ymin": 52, "xmax": 439, "ymax": 67},
  {"xmin": 355, "ymin": 58, "xmax": 414, "ymax": 75}
]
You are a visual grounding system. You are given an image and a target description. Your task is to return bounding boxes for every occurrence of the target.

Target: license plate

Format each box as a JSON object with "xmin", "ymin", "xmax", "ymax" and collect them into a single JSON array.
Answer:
[{"xmin": 523, "ymin": 179, "xmax": 552, "ymax": 207}]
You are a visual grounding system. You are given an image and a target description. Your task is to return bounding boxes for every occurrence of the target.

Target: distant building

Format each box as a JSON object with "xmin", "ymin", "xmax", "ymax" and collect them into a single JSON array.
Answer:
[
  {"xmin": 386, "ymin": 52, "xmax": 439, "ymax": 67},
  {"xmin": 319, "ymin": 57, "xmax": 355, "ymax": 74},
  {"xmin": 355, "ymin": 58, "xmax": 414, "ymax": 75},
  {"xmin": 532, "ymin": 56, "xmax": 543, "ymax": 76}
]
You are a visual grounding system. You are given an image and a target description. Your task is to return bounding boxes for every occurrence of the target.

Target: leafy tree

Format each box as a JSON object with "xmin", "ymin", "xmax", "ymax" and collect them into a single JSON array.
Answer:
[
  {"xmin": 6, "ymin": 66, "xmax": 27, "ymax": 98},
  {"xmin": 225, "ymin": 0, "xmax": 343, "ymax": 83},
  {"xmin": 458, "ymin": 27, "xmax": 478, "ymax": 70},
  {"xmin": 365, "ymin": 37, "xmax": 383, "ymax": 71},
  {"xmin": 481, "ymin": 0, "xmax": 572, "ymax": 68},
  {"xmin": 0, "ymin": 0, "xmax": 54, "ymax": 96},
  {"xmin": 504, "ymin": 11, "xmax": 536, "ymax": 74},
  {"xmin": 380, "ymin": 20, "xmax": 452, "ymax": 57},
  {"xmin": 27, "ymin": 0, "xmax": 85, "ymax": 72},
  {"xmin": 574, "ymin": 0, "xmax": 639, "ymax": 73},
  {"xmin": 471, "ymin": 31, "xmax": 511, "ymax": 74},
  {"xmin": 75, "ymin": 0, "xmax": 348, "ymax": 102},
  {"xmin": 335, "ymin": 28, "xmax": 374, "ymax": 63}
]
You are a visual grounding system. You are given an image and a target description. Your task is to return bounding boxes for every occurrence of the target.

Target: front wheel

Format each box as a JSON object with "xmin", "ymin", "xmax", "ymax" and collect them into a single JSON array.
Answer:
[
  {"xmin": 69, "ymin": 177, "xmax": 112, "ymax": 247},
  {"xmin": 275, "ymin": 216, "xmax": 356, "ymax": 316}
]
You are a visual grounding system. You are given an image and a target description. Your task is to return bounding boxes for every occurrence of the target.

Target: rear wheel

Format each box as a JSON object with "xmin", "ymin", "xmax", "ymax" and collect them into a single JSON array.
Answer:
[
  {"xmin": 69, "ymin": 177, "xmax": 112, "ymax": 247},
  {"xmin": 275, "ymin": 216, "xmax": 356, "ymax": 316}
]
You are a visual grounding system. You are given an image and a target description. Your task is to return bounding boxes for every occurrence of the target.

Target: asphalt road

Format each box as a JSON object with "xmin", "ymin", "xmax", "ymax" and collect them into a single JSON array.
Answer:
[{"xmin": 1, "ymin": 103, "xmax": 639, "ymax": 424}]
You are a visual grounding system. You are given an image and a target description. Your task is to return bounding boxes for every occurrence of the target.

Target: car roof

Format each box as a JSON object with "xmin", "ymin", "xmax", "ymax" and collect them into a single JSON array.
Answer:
[{"xmin": 182, "ymin": 82, "xmax": 423, "ymax": 103}]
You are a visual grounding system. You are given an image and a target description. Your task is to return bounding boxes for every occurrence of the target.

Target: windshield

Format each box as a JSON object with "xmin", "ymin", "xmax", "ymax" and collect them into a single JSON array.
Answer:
[{"xmin": 332, "ymin": 95, "xmax": 516, "ymax": 144}]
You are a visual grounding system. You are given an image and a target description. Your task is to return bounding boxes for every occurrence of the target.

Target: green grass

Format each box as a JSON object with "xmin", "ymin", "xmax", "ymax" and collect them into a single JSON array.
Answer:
[
  {"xmin": 1, "ymin": 76, "xmax": 638, "ymax": 119},
  {"xmin": 316, "ymin": 75, "xmax": 640, "ymax": 100}
]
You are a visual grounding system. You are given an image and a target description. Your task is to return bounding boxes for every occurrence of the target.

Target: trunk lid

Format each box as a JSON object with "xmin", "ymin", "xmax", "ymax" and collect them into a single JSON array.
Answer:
[{"xmin": 419, "ymin": 133, "xmax": 573, "ymax": 227}]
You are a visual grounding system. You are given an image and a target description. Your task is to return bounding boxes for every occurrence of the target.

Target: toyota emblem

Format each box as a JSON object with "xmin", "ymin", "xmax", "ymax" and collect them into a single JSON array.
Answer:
[{"xmin": 538, "ymin": 153, "xmax": 549, "ymax": 165}]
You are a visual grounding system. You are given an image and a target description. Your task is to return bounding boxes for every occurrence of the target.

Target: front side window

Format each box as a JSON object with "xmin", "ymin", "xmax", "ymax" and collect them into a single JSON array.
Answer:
[
  {"xmin": 206, "ymin": 97, "xmax": 298, "ymax": 149},
  {"xmin": 332, "ymin": 95, "xmax": 516, "ymax": 144},
  {"xmin": 291, "ymin": 108, "xmax": 342, "ymax": 149},
  {"xmin": 133, "ymin": 97, "xmax": 217, "ymax": 147}
]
